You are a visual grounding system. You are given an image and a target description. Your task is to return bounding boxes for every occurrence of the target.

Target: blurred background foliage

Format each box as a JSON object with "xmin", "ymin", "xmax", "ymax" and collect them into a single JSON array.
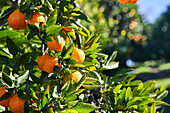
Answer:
[{"xmin": 77, "ymin": 0, "xmax": 170, "ymax": 112}]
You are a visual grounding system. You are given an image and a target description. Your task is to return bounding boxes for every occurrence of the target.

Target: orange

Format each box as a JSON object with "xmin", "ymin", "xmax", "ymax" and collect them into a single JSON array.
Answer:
[
  {"xmin": 9, "ymin": 94, "xmax": 26, "ymax": 113},
  {"xmin": 118, "ymin": 0, "xmax": 131, "ymax": 4},
  {"xmin": 43, "ymin": 57, "xmax": 61, "ymax": 73},
  {"xmin": 47, "ymin": 36, "xmax": 65, "ymax": 51},
  {"xmin": 8, "ymin": 9, "xmax": 26, "ymax": 30},
  {"xmin": 0, "ymin": 87, "xmax": 13, "ymax": 107},
  {"xmin": 62, "ymin": 71, "xmax": 83, "ymax": 84},
  {"xmin": 71, "ymin": 48, "xmax": 85, "ymax": 63},
  {"xmin": 27, "ymin": 12, "xmax": 45, "ymax": 27},
  {"xmin": 130, "ymin": 0, "xmax": 139, "ymax": 4},
  {"xmin": 37, "ymin": 54, "xmax": 51, "ymax": 71}
]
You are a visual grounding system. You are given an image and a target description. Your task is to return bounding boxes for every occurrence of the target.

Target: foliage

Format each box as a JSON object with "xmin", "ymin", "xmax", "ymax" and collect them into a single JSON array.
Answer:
[{"xmin": 0, "ymin": 0, "xmax": 169, "ymax": 113}]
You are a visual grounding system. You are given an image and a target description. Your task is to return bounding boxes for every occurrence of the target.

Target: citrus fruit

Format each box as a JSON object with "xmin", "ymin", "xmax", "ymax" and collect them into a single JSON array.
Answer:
[
  {"xmin": 9, "ymin": 94, "xmax": 26, "ymax": 113},
  {"xmin": 130, "ymin": 0, "xmax": 139, "ymax": 4},
  {"xmin": 118, "ymin": 0, "xmax": 130, "ymax": 4},
  {"xmin": 8, "ymin": 9, "xmax": 26, "ymax": 30},
  {"xmin": 37, "ymin": 54, "xmax": 51, "ymax": 71},
  {"xmin": 27, "ymin": 12, "xmax": 45, "ymax": 27},
  {"xmin": 71, "ymin": 48, "xmax": 85, "ymax": 63},
  {"xmin": 62, "ymin": 71, "xmax": 83, "ymax": 84},
  {"xmin": 43, "ymin": 57, "xmax": 61, "ymax": 73},
  {"xmin": 47, "ymin": 36, "xmax": 65, "ymax": 51},
  {"xmin": 0, "ymin": 87, "xmax": 13, "ymax": 107}
]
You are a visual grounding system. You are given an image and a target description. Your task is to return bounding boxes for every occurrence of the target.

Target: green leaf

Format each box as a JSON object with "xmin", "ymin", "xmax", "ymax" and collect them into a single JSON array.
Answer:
[
  {"xmin": 65, "ymin": 95, "xmax": 77, "ymax": 103},
  {"xmin": 125, "ymin": 87, "xmax": 132, "ymax": 101},
  {"xmin": 17, "ymin": 53, "xmax": 32, "ymax": 64},
  {"xmin": 82, "ymin": 85, "xmax": 103, "ymax": 89},
  {"xmin": 156, "ymin": 90, "xmax": 169, "ymax": 100},
  {"xmin": 42, "ymin": 91, "xmax": 49, "ymax": 107},
  {"xmin": 0, "ymin": 55, "xmax": 9, "ymax": 64},
  {"xmin": 137, "ymin": 82, "xmax": 143, "ymax": 90},
  {"xmin": 113, "ymin": 84, "xmax": 122, "ymax": 93},
  {"xmin": 0, "ymin": 30, "xmax": 20, "ymax": 39},
  {"xmin": 18, "ymin": 90, "xmax": 29, "ymax": 101},
  {"xmin": 23, "ymin": 101, "xmax": 29, "ymax": 113},
  {"xmin": 71, "ymin": 11, "xmax": 92, "ymax": 23},
  {"xmin": 150, "ymin": 103, "xmax": 156, "ymax": 113},
  {"xmin": 120, "ymin": 88, "xmax": 126, "ymax": 101},
  {"xmin": 127, "ymin": 97, "xmax": 140, "ymax": 107},
  {"xmin": 106, "ymin": 51, "xmax": 117, "ymax": 65},
  {"xmin": 30, "ymin": 74, "xmax": 43, "ymax": 84},
  {"xmin": 84, "ymin": 77, "xmax": 98, "ymax": 84},
  {"xmin": 72, "ymin": 102, "xmax": 99, "ymax": 113},
  {"xmin": 17, "ymin": 70, "xmax": 29, "ymax": 86},
  {"xmin": 61, "ymin": 109, "xmax": 78, "ymax": 113},
  {"xmin": 6, "ymin": 36, "xmax": 18, "ymax": 56},
  {"xmin": 47, "ymin": 9, "xmax": 58, "ymax": 26},
  {"xmin": 0, "ymin": 92, "xmax": 13, "ymax": 101},
  {"xmin": 44, "ymin": 36, "xmax": 53, "ymax": 42},
  {"xmin": 27, "ymin": 31, "xmax": 38, "ymax": 40},
  {"xmin": 2, "ymin": 72, "xmax": 12, "ymax": 86},
  {"xmin": 27, "ymin": 23, "xmax": 39, "ymax": 32},
  {"xmin": 160, "ymin": 85, "xmax": 167, "ymax": 93},
  {"xmin": 103, "ymin": 61, "xmax": 119, "ymax": 70},
  {"xmin": 46, "ymin": 25, "xmax": 62, "ymax": 36}
]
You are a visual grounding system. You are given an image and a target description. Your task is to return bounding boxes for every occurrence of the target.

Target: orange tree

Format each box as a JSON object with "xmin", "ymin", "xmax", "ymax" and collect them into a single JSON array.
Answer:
[{"xmin": 0, "ymin": 0, "xmax": 169, "ymax": 113}]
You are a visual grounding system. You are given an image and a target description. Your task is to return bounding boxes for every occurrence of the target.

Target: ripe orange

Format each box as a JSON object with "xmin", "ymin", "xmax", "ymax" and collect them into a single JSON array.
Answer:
[
  {"xmin": 9, "ymin": 94, "xmax": 26, "ymax": 113},
  {"xmin": 27, "ymin": 12, "xmax": 45, "ymax": 27},
  {"xmin": 47, "ymin": 36, "xmax": 65, "ymax": 51},
  {"xmin": 37, "ymin": 54, "xmax": 51, "ymax": 71},
  {"xmin": 8, "ymin": 9, "xmax": 26, "ymax": 30},
  {"xmin": 130, "ymin": 0, "xmax": 139, "ymax": 4},
  {"xmin": 62, "ymin": 71, "xmax": 83, "ymax": 84},
  {"xmin": 118, "ymin": 0, "xmax": 131, "ymax": 4},
  {"xmin": 0, "ymin": 87, "xmax": 13, "ymax": 107},
  {"xmin": 71, "ymin": 48, "xmax": 85, "ymax": 63},
  {"xmin": 43, "ymin": 57, "xmax": 61, "ymax": 73}
]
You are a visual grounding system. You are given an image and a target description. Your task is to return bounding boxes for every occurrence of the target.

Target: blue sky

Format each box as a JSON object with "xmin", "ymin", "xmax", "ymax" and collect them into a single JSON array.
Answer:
[{"xmin": 136, "ymin": 0, "xmax": 170, "ymax": 23}]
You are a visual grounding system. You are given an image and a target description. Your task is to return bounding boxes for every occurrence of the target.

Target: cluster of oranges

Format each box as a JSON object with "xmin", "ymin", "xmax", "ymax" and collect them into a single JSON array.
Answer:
[
  {"xmin": 118, "ymin": 0, "xmax": 139, "ymax": 4},
  {"xmin": 0, "ymin": 87, "xmax": 27, "ymax": 113},
  {"xmin": 8, "ymin": 9, "xmax": 45, "ymax": 30}
]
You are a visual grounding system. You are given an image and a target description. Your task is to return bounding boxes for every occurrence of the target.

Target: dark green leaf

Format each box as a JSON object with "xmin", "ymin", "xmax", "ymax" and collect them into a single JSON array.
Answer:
[
  {"xmin": 6, "ymin": 36, "xmax": 18, "ymax": 56},
  {"xmin": 27, "ymin": 23, "xmax": 39, "ymax": 32},
  {"xmin": 0, "ymin": 92, "xmax": 13, "ymax": 101},
  {"xmin": 23, "ymin": 101, "xmax": 29, "ymax": 113},
  {"xmin": 2, "ymin": 73, "xmax": 12, "ymax": 86},
  {"xmin": 27, "ymin": 31, "xmax": 38, "ymax": 40},
  {"xmin": 17, "ymin": 53, "xmax": 32, "ymax": 64},
  {"xmin": 0, "ymin": 55, "xmax": 9, "ymax": 64},
  {"xmin": 53, "ymin": 66, "xmax": 62, "ymax": 74},
  {"xmin": 106, "ymin": 51, "xmax": 117, "ymax": 65},
  {"xmin": 18, "ymin": 90, "xmax": 29, "ymax": 101},
  {"xmin": 30, "ymin": 74, "xmax": 43, "ymax": 84}
]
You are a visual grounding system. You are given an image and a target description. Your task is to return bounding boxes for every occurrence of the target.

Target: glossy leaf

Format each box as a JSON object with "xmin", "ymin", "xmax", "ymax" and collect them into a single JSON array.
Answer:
[{"xmin": 6, "ymin": 36, "xmax": 18, "ymax": 56}]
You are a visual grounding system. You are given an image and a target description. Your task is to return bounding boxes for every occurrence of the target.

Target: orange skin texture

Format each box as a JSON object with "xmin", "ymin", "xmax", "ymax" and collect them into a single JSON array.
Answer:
[
  {"xmin": 0, "ymin": 87, "xmax": 13, "ymax": 107},
  {"xmin": 71, "ymin": 48, "xmax": 85, "ymax": 63},
  {"xmin": 130, "ymin": 0, "xmax": 139, "ymax": 4},
  {"xmin": 9, "ymin": 94, "xmax": 26, "ymax": 113},
  {"xmin": 8, "ymin": 9, "xmax": 26, "ymax": 30},
  {"xmin": 47, "ymin": 36, "xmax": 65, "ymax": 51},
  {"xmin": 62, "ymin": 71, "xmax": 83, "ymax": 84},
  {"xmin": 118, "ymin": 0, "xmax": 131, "ymax": 4},
  {"xmin": 27, "ymin": 12, "xmax": 45, "ymax": 27},
  {"xmin": 43, "ymin": 57, "xmax": 61, "ymax": 73},
  {"xmin": 37, "ymin": 54, "xmax": 51, "ymax": 71}
]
